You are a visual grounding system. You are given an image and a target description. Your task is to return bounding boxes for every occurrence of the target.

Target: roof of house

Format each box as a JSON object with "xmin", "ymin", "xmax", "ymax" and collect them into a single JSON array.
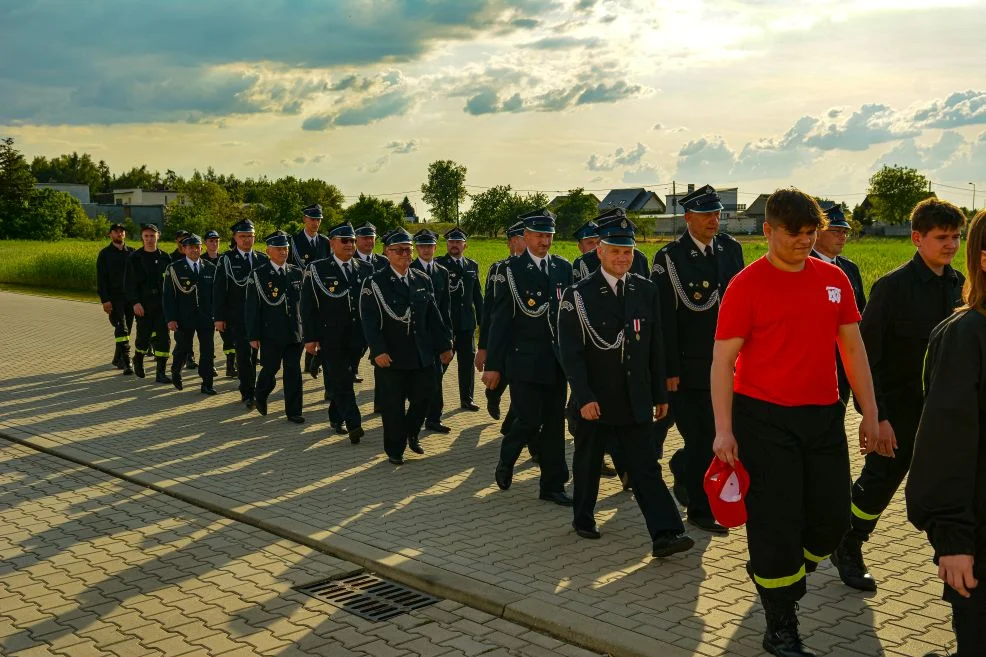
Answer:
[
  {"xmin": 598, "ymin": 188, "xmax": 666, "ymax": 213},
  {"xmin": 548, "ymin": 193, "xmax": 601, "ymax": 208},
  {"xmin": 742, "ymin": 193, "xmax": 770, "ymax": 217}
]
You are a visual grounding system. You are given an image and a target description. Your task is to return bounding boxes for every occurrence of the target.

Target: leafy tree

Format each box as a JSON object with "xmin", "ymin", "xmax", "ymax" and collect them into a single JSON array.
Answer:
[
  {"xmin": 343, "ymin": 194, "xmax": 405, "ymax": 233},
  {"xmin": 97, "ymin": 160, "xmax": 112, "ymax": 194},
  {"xmin": 421, "ymin": 160, "xmax": 467, "ymax": 225},
  {"xmin": 166, "ymin": 180, "xmax": 239, "ymax": 239},
  {"xmin": 30, "ymin": 151, "xmax": 104, "ymax": 198},
  {"xmin": 113, "ymin": 164, "xmax": 162, "ymax": 190},
  {"xmin": 552, "ymin": 188, "xmax": 598, "ymax": 237},
  {"xmin": 867, "ymin": 165, "xmax": 932, "ymax": 225},
  {"xmin": 461, "ymin": 185, "xmax": 513, "ymax": 236},
  {"xmin": 66, "ymin": 212, "xmax": 111, "ymax": 241},
  {"xmin": 0, "ymin": 137, "xmax": 36, "ymax": 238},
  {"xmin": 12, "ymin": 188, "xmax": 86, "ymax": 240},
  {"xmin": 400, "ymin": 196, "xmax": 416, "ymax": 219}
]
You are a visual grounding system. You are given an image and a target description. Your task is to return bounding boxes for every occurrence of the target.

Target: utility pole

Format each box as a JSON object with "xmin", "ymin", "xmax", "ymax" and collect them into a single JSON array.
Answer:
[
  {"xmin": 671, "ymin": 180, "xmax": 677, "ymax": 236},
  {"xmin": 970, "ymin": 182, "xmax": 977, "ymax": 211}
]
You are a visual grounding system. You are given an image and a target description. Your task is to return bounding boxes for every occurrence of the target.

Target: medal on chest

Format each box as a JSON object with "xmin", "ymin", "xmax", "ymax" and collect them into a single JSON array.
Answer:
[{"xmin": 633, "ymin": 318, "xmax": 642, "ymax": 340}]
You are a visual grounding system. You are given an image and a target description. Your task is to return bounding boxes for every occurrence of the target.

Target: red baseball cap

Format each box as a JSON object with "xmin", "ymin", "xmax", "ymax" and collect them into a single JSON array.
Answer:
[{"xmin": 703, "ymin": 458, "xmax": 751, "ymax": 528}]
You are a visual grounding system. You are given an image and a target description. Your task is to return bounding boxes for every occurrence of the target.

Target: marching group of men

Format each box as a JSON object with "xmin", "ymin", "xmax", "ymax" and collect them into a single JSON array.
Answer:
[{"xmin": 95, "ymin": 184, "xmax": 978, "ymax": 656}]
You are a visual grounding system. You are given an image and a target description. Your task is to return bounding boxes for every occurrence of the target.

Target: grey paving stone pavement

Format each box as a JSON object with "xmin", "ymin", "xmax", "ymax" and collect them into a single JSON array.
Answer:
[{"xmin": 0, "ymin": 291, "xmax": 957, "ymax": 656}]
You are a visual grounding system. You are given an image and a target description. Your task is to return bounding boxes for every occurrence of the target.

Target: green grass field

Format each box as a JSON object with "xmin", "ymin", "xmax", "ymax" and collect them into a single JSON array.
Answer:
[{"xmin": 0, "ymin": 236, "xmax": 963, "ymax": 303}]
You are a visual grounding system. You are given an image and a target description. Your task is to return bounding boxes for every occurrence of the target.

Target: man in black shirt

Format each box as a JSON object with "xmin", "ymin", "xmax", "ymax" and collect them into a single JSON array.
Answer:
[
  {"xmin": 834, "ymin": 198, "xmax": 966, "ymax": 592},
  {"xmin": 125, "ymin": 224, "xmax": 172, "ymax": 383},
  {"xmin": 96, "ymin": 223, "xmax": 135, "ymax": 374}
]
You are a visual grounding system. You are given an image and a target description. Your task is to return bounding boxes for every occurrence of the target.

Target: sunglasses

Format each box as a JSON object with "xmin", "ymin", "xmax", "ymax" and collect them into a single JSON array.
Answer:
[
  {"xmin": 388, "ymin": 247, "xmax": 412, "ymax": 255},
  {"xmin": 336, "ymin": 238, "xmax": 355, "ymax": 244}
]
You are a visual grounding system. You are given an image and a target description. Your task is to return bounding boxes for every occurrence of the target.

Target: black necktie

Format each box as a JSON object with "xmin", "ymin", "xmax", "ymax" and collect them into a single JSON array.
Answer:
[
  {"xmin": 616, "ymin": 278, "xmax": 624, "ymax": 300},
  {"xmin": 539, "ymin": 259, "xmax": 548, "ymax": 277},
  {"xmin": 192, "ymin": 262, "xmax": 198, "ymax": 276},
  {"xmin": 704, "ymin": 245, "xmax": 713, "ymax": 258},
  {"xmin": 342, "ymin": 261, "xmax": 351, "ymax": 281},
  {"xmin": 427, "ymin": 263, "xmax": 432, "ymax": 275}
]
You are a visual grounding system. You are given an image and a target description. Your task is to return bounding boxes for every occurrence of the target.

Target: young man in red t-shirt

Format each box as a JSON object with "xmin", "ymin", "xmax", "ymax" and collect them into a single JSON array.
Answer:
[{"xmin": 711, "ymin": 188, "xmax": 880, "ymax": 657}]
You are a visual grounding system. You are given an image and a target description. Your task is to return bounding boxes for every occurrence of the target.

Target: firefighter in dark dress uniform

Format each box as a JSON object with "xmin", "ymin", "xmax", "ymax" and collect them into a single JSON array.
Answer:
[
  {"xmin": 484, "ymin": 209, "xmax": 573, "ymax": 506},
  {"xmin": 436, "ymin": 228, "xmax": 484, "ymax": 412},
  {"xmin": 410, "ymin": 229, "xmax": 453, "ymax": 434},
  {"xmin": 572, "ymin": 211, "xmax": 650, "ymax": 282},
  {"xmin": 126, "ymin": 223, "xmax": 173, "ymax": 383},
  {"xmin": 558, "ymin": 214, "xmax": 694, "ymax": 557},
  {"xmin": 293, "ymin": 203, "xmax": 332, "ymax": 377},
  {"xmin": 96, "ymin": 222, "xmax": 135, "ymax": 374},
  {"xmin": 360, "ymin": 229, "xmax": 453, "ymax": 465},
  {"xmin": 651, "ymin": 184, "xmax": 744, "ymax": 534},
  {"xmin": 201, "ymin": 229, "xmax": 235, "ymax": 377},
  {"xmin": 302, "ymin": 221, "xmax": 373, "ymax": 444},
  {"xmin": 163, "ymin": 234, "xmax": 218, "ymax": 395},
  {"xmin": 354, "ymin": 222, "xmax": 389, "ymax": 399},
  {"xmin": 246, "ymin": 231, "xmax": 306, "ymax": 424},
  {"xmin": 476, "ymin": 221, "xmax": 526, "ymax": 423},
  {"xmin": 214, "ymin": 219, "xmax": 269, "ymax": 409},
  {"xmin": 809, "ymin": 205, "xmax": 867, "ymax": 404},
  {"xmin": 170, "ymin": 230, "xmax": 190, "ymax": 261}
]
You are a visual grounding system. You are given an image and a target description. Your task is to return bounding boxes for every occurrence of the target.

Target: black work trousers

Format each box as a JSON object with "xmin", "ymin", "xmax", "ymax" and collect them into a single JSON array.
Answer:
[
  {"xmin": 319, "ymin": 346, "xmax": 362, "ymax": 430},
  {"xmin": 947, "ymin": 585, "xmax": 986, "ymax": 656},
  {"xmin": 172, "ymin": 320, "xmax": 215, "ymax": 385},
  {"xmin": 108, "ymin": 295, "xmax": 134, "ymax": 353},
  {"xmin": 255, "ymin": 341, "xmax": 303, "ymax": 418},
  {"xmin": 848, "ymin": 401, "xmax": 922, "ymax": 541},
  {"xmin": 573, "ymin": 420, "xmax": 682, "ymax": 539},
  {"xmin": 734, "ymin": 394, "xmax": 850, "ymax": 603},
  {"xmin": 500, "ymin": 369, "xmax": 569, "ymax": 494},
  {"xmin": 226, "ymin": 318, "xmax": 258, "ymax": 400},
  {"xmin": 670, "ymin": 389, "xmax": 716, "ymax": 520},
  {"xmin": 134, "ymin": 305, "xmax": 170, "ymax": 359},
  {"xmin": 451, "ymin": 330, "xmax": 476, "ymax": 406},
  {"xmin": 426, "ymin": 357, "xmax": 445, "ymax": 424},
  {"xmin": 376, "ymin": 365, "xmax": 434, "ymax": 459}
]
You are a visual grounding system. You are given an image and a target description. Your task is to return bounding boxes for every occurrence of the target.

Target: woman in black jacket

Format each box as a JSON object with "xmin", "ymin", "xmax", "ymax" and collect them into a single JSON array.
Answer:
[{"xmin": 907, "ymin": 208, "xmax": 986, "ymax": 656}]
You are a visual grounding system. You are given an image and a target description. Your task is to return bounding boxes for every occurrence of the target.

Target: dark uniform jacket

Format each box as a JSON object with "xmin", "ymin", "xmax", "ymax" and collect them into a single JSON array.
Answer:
[
  {"xmin": 572, "ymin": 248, "xmax": 649, "ymax": 283},
  {"xmin": 811, "ymin": 250, "xmax": 866, "ymax": 313},
  {"xmin": 436, "ymin": 254, "xmax": 483, "ymax": 332},
  {"xmin": 359, "ymin": 268, "xmax": 452, "ymax": 370},
  {"xmin": 245, "ymin": 262, "xmax": 304, "ymax": 344},
  {"xmin": 355, "ymin": 251, "xmax": 389, "ymax": 272},
  {"xmin": 213, "ymin": 249, "xmax": 270, "ymax": 324},
  {"xmin": 410, "ymin": 259, "xmax": 452, "ymax": 330},
  {"xmin": 201, "ymin": 252, "xmax": 222, "ymax": 266},
  {"xmin": 301, "ymin": 256, "xmax": 372, "ymax": 355},
  {"xmin": 170, "ymin": 247, "xmax": 185, "ymax": 262},
  {"xmin": 478, "ymin": 258, "xmax": 510, "ymax": 350},
  {"xmin": 96, "ymin": 243, "xmax": 134, "ymax": 302},
  {"xmin": 486, "ymin": 251, "xmax": 573, "ymax": 385},
  {"xmin": 558, "ymin": 269, "xmax": 667, "ymax": 426},
  {"xmin": 125, "ymin": 248, "xmax": 170, "ymax": 309},
  {"xmin": 861, "ymin": 253, "xmax": 964, "ymax": 420},
  {"xmin": 651, "ymin": 231, "xmax": 744, "ymax": 390},
  {"xmin": 163, "ymin": 258, "xmax": 216, "ymax": 326},
  {"xmin": 907, "ymin": 308, "xmax": 986, "ymax": 583},
  {"xmin": 292, "ymin": 230, "xmax": 331, "ymax": 269}
]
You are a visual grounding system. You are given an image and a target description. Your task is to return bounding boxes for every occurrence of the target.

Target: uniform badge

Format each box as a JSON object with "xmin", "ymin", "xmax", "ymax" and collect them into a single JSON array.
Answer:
[
  {"xmin": 273, "ymin": 288, "xmax": 279, "ymax": 296},
  {"xmin": 702, "ymin": 281, "xmax": 710, "ymax": 288},
  {"xmin": 363, "ymin": 287, "xmax": 373, "ymax": 296},
  {"xmin": 693, "ymin": 292, "xmax": 701, "ymax": 300},
  {"xmin": 652, "ymin": 263, "xmax": 665, "ymax": 275},
  {"xmin": 632, "ymin": 318, "xmax": 642, "ymax": 340},
  {"xmin": 536, "ymin": 291, "xmax": 542, "ymax": 297},
  {"xmin": 620, "ymin": 220, "xmax": 628, "ymax": 228},
  {"xmin": 527, "ymin": 298, "xmax": 535, "ymax": 307}
]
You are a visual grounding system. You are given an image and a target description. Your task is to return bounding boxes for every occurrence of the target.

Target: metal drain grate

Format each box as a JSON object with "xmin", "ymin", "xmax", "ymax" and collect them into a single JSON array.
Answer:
[{"xmin": 296, "ymin": 572, "xmax": 440, "ymax": 621}]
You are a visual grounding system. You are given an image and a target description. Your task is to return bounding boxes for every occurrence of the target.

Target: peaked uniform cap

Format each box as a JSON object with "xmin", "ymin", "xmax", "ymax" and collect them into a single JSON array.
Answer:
[
  {"xmin": 519, "ymin": 208, "xmax": 556, "ymax": 234},
  {"xmin": 327, "ymin": 221, "xmax": 356, "ymax": 238},
  {"xmin": 181, "ymin": 234, "xmax": 202, "ymax": 246},
  {"xmin": 354, "ymin": 222, "xmax": 377, "ymax": 237},
  {"xmin": 823, "ymin": 204, "xmax": 850, "ymax": 229},
  {"xmin": 597, "ymin": 214, "xmax": 637, "ymax": 246},
  {"xmin": 302, "ymin": 203, "xmax": 323, "ymax": 219},
  {"xmin": 680, "ymin": 184, "xmax": 724, "ymax": 213},
  {"xmin": 382, "ymin": 229, "xmax": 413, "ymax": 246},
  {"xmin": 413, "ymin": 229, "xmax": 439, "ymax": 245},
  {"xmin": 573, "ymin": 220, "xmax": 599, "ymax": 240},
  {"xmin": 444, "ymin": 227, "xmax": 468, "ymax": 241},
  {"xmin": 230, "ymin": 219, "xmax": 255, "ymax": 234},
  {"xmin": 506, "ymin": 221, "xmax": 525, "ymax": 238},
  {"xmin": 263, "ymin": 231, "xmax": 291, "ymax": 247},
  {"xmin": 175, "ymin": 229, "xmax": 190, "ymax": 239}
]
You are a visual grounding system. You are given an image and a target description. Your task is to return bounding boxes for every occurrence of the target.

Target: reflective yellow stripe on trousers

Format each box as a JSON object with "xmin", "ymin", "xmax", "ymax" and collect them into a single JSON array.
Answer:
[
  {"xmin": 851, "ymin": 503, "xmax": 881, "ymax": 521},
  {"xmin": 753, "ymin": 565, "xmax": 806, "ymax": 589}
]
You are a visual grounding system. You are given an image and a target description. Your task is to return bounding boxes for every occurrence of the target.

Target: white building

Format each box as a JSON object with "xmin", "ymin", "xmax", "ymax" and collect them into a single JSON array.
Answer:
[{"xmin": 113, "ymin": 188, "xmax": 186, "ymax": 206}]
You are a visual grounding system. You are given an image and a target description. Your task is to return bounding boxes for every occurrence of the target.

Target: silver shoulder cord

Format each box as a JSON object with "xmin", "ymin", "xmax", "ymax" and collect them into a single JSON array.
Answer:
[
  {"xmin": 505, "ymin": 264, "xmax": 555, "ymax": 338},
  {"xmin": 370, "ymin": 279, "xmax": 412, "ymax": 334},
  {"xmin": 665, "ymin": 253, "xmax": 719, "ymax": 312},
  {"xmin": 224, "ymin": 255, "xmax": 251, "ymax": 288},
  {"xmin": 167, "ymin": 264, "xmax": 199, "ymax": 305},
  {"xmin": 577, "ymin": 259, "xmax": 590, "ymax": 280},
  {"xmin": 251, "ymin": 270, "xmax": 288, "ymax": 310},
  {"xmin": 573, "ymin": 289, "xmax": 624, "ymax": 353},
  {"xmin": 309, "ymin": 264, "xmax": 352, "ymax": 299}
]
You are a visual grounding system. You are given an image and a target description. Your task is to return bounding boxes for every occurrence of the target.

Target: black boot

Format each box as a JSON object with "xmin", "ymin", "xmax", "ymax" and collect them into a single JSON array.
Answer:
[
  {"xmin": 831, "ymin": 535, "xmax": 877, "ymax": 591},
  {"xmin": 121, "ymin": 356, "xmax": 134, "ymax": 376},
  {"xmin": 171, "ymin": 366, "xmax": 183, "ymax": 391},
  {"xmin": 155, "ymin": 357, "xmax": 172, "ymax": 384},
  {"xmin": 132, "ymin": 354, "xmax": 146, "ymax": 378},
  {"xmin": 112, "ymin": 343, "xmax": 123, "ymax": 369},
  {"xmin": 185, "ymin": 352, "xmax": 197, "ymax": 370},
  {"xmin": 761, "ymin": 599, "xmax": 815, "ymax": 657},
  {"xmin": 225, "ymin": 354, "xmax": 237, "ymax": 378}
]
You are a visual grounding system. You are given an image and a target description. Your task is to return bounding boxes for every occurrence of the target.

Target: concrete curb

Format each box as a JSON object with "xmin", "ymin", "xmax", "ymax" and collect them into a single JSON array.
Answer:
[{"xmin": 1, "ymin": 424, "xmax": 685, "ymax": 657}]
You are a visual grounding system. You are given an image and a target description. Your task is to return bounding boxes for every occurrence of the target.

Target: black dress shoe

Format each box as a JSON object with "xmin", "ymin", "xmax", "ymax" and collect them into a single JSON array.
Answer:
[
  {"xmin": 388, "ymin": 456, "xmax": 405, "ymax": 466},
  {"xmin": 244, "ymin": 397, "xmax": 255, "ymax": 410},
  {"xmin": 461, "ymin": 403, "xmax": 480, "ymax": 412},
  {"xmin": 688, "ymin": 515, "xmax": 729, "ymax": 535},
  {"xmin": 354, "ymin": 375, "xmax": 364, "ymax": 383},
  {"xmin": 348, "ymin": 427, "xmax": 364, "ymax": 445},
  {"xmin": 539, "ymin": 491, "xmax": 574, "ymax": 506},
  {"xmin": 494, "ymin": 461, "xmax": 513, "ymax": 490},
  {"xmin": 487, "ymin": 399, "xmax": 501, "ymax": 420},
  {"xmin": 408, "ymin": 436, "xmax": 424, "ymax": 454},
  {"xmin": 330, "ymin": 422, "xmax": 346, "ymax": 435},
  {"xmin": 651, "ymin": 532, "xmax": 695, "ymax": 558},
  {"xmin": 572, "ymin": 522, "xmax": 601, "ymax": 539},
  {"xmin": 255, "ymin": 398, "xmax": 268, "ymax": 416},
  {"xmin": 171, "ymin": 371, "xmax": 183, "ymax": 391},
  {"xmin": 287, "ymin": 416, "xmax": 305, "ymax": 424},
  {"xmin": 200, "ymin": 384, "xmax": 218, "ymax": 396},
  {"xmin": 425, "ymin": 422, "xmax": 451, "ymax": 434},
  {"xmin": 185, "ymin": 358, "xmax": 198, "ymax": 371}
]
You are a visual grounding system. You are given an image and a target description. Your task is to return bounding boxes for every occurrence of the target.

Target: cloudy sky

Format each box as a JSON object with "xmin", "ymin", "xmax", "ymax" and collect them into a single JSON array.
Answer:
[{"xmin": 3, "ymin": 0, "xmax": 985, "ymax": 212}]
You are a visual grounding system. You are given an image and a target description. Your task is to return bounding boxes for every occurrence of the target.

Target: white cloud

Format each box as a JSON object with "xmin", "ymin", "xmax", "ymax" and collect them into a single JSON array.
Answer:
[{"xmin": 586, "ymin": 143, "xmax": 648, "ymax": 171}]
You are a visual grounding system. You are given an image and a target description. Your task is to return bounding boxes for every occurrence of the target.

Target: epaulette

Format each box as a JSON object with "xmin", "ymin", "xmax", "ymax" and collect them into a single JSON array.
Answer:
[{"xmin": 408, "ymin": 268, "xmax": 429, "ymax": 280}]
